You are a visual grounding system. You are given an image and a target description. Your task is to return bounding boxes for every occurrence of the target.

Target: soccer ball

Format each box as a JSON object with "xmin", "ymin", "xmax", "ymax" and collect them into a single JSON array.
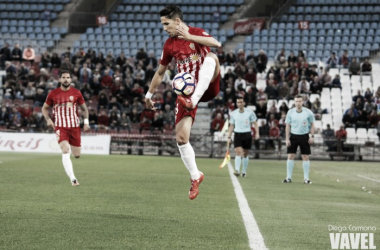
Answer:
[{"xmin": 172, "ymin": 72, "xmax": 196, "ymax": 96}]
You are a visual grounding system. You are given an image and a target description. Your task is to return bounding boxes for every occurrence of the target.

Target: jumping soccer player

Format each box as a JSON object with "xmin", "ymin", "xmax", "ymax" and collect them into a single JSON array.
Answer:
[{"xmin": 145, "ymin": 5, "xmax": 221, "ymax": 199}]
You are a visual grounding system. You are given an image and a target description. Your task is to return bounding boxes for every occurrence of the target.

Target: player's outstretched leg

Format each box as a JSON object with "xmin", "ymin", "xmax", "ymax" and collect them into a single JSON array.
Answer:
[{"xmin": 178, "ymin": 53, "xmax": 220, "ymax": 110}]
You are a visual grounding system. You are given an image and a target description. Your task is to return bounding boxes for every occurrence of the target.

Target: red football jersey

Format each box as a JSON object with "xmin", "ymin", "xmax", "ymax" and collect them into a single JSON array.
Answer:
[
  {"xmin": 45, "ymin": 87, "xmax": 85, "ymax": 128},
  {"xmin": 160, "ymin": 26, "xmax": 212, "ymax": 81}
]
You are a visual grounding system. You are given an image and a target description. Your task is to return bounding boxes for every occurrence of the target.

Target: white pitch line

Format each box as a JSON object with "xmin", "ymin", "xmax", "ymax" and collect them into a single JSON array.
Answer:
[
  {"xmin": 357, "ymin": 175, "xmax": 380, "ymax": 183},
  {"xmin": 227, "ymin": 162, "xmax": 268, "ymax": 250}
]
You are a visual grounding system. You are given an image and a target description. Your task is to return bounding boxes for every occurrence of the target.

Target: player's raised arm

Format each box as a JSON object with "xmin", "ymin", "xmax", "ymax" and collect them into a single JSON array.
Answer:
[
  {"xmin": 145, "ymin": 64, "xmax": 168, "ymax": 110},
  {"xmin": 42, "ymin": 102, "xmax": 54, "ymax": 130},
  {"xmin": 79, "ymin": 103, "xmax": 90, "ymax": 131},
  {"xmin": 177, "ymin": 23, "xmax": 221, "ymax": 47}
]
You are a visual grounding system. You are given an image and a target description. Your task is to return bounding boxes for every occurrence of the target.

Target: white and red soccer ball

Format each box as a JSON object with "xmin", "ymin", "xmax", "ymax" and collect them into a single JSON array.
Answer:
[{"xmin": 172, "ymin": 72, "xmax": 196, "ymax": 96}]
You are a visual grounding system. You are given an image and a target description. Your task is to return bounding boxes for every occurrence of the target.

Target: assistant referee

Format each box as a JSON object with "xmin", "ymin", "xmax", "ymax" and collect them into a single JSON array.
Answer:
[
  {"xmin": 227, "ymin": 97, "xmax": 259, "ymax": 177},
  {"xmin": 283, "ymin": 95, "xmax": 315, "ymax": 184}
]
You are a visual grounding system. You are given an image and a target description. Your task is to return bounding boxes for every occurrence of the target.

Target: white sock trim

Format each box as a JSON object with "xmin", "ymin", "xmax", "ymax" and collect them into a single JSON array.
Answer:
[
  {"xmin": 62, "ymin": 153, "xmax": 76, "ymax": 181},
  {"xmin": 177, "ymin": 142, "xmax": 200, "ymax": 180}
]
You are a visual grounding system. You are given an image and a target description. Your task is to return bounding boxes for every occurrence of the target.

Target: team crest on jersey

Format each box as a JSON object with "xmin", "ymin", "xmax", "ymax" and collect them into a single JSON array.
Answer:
[
  {"xmin": 190, "ymin": 53, "xmax": 200, "ymax": 62},
  {"xmin": 189, "ymin": 43, "xmax": 195, "ymax": 50},
  {"xmin": 202, "ymin": 32, "xmax": 209, "ymax": 36},
  {"xmin": 69, "ymin": 96, "xmax": 74, "ymax": 101}
]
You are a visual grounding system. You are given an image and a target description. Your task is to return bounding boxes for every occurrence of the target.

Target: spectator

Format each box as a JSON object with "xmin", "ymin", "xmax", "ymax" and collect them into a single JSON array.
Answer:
[
  {"xmin": 98, "ymin": 110, "xmax": 109, "ymax": 130},
  {"xmin": 368, "ymin": 110, "xmax": 379, "ymax": 128},
  {"xmin": 287, "ymin": 51, "xmax": 297, "ymax": 65},
  {"xmin": 352, "ymin": 90, "xmax": 365, "ymax": 104},
  {"xmin": 116, "ymin": 52, "xmax": 127, "ymax": 69},
  {"xmin": 224, "ymin": 68, "xmax": 236, "ymax": 82},
  {"xmin": 268, "ymin": 122, "xmax": 280, "ymax": 149},
  {"xmin": 210, "ymin": 113, "xmax": 225, "ymax": 134},
  {"xmin": 331, "ymin": 74, "xmax": 341, "ymax": 89},
  {"xmin": 216, "ymin": 47, "xmax": 226, "ymax": 65},
  {"xmin": 109, "ymin": 111, "xmax": 120, "ymax": 130},
  {"xmin": 162, "ymin": 104, "xmax": 175, "ymax": 126},
  {"xmin": 244, "ymin": 67, "xmax": 256, "ymax": 85},
  {"xmin": 151, "ymin": 112, "xmax": 164, "ymax": 132},
  {"xmin": 361, "ymin": 58, "xmax": 372, "ymax": 73},
  {"xmin": 50, "ymin": 53, "xmax": 61, "ymax": 69},
  {"xmin": 339, "ymin": 50, "xmax": 351, "ymax": 68},
  {"xmin": 11, "ymin": 43, "xmax": 22, "ymax": 62},
  {"xmin": 246, "ymin": 51, "xmax": 255, "ymax": 65},
  {"xmin": 349, "ymin": 58, "xmax": 361, "ymax": 76},
  {"xmin": 364, "ymin": 88, "xmax": 373, "ymax": 102},
  {"xmin": 129, "ymin": 108, "xmax": 140, "ymax": 124},
  {"xmin": 0, "ymin": 106, "xmax": 10, "ymax": 126},
  {"xmin": 279, "ymin": 102, "xmax": 289, "ymax": 113},
  {"xmin": 275, "ymin": 48, "xmax": 286, "ymax": 63},
  {"xmin": 88, "ymin": 108, "xmax": 98, "ymax": 130},
  {"xmin": 234, "ymin": 75, "xmax": 246, "ymax": 92},
  {"xmin": 244, "ymin": 84, "xmax": 258, "ymax": 105},
  {"xmin": 265, "ymin": 79, "xmax": 278, "ymax": 99},
  {"xmin": 34, "ymin": 88, "xmax": 46, "ymax": 107},
  {"xmin": 225, "ymin": 50, "xmax": 237, "ymax": 65},
  {"xmin": 23, "ymin": 82, "xmax": 36, "ymax": 100},
  {"xmin": 322, "ymin": 124, "xmax": 336, "ymax": 151},
  {"xmin": 311, "ymin": 97, "xmax": 322, "ymax": 119},
  {"xmin": 325, "ymin": 52, "xmax": 338, "ymax": 69},
  {"xmin": 119, "ymin": 112, "xmax": 131, "ymax": 131},
  {"xmin": 139, "ymin": 115, "xmax": 151, "ymax": 132},
  {"xmin": 256, "ymin": 50, "xmax": 268, "ymax": 73},
  {"xmin": 298, "ymin": 76, "xmax": 310, "ymax": 94},
  {"xmin": 60, "ymin": 57, "xmax": 72, "ymax": 71},
  {"xmin": 309, "ymin": 75, "xmax": 321, "ymax": 94},
  {"xmin": 364, "ymin": 99, "xmax": 375, "ymax": 115},
  {"xmin": 255, "ymin": 99, "xmax": 267, "ymax": 118},
  {"xmin": 335, "ymin": 125, "xmax": 347, "ymax": 153},
  {"xmin": 319, "ymin": 69, "xmax": 332, "ymax": 88},
  {"xmin": 275, "ymin": 56, "xmax": 288, "ymax": 70},
  {"xmin": 17, "ymin": 63, "xmax": 29, "ymax": 81},
  {"xmin": 40, "ymin": 51, "xmax": 51, "ymax": 68},
  {"xmin": 22, "ymin": 45, "xmax": 35, "ymax": 65},
  {"xmin": 144, "ymin": 51, "xmax": 158, "ymax": 69},
  {"xmin": 135, "ymin": 48, "xmax": 148, "ymax": 63},
  {"xmin": 342, "ymin": 109, "xmax": 357, "ymax": 128},
  {"xmin": 101, "ymin": 70, "xmax": 113, "ymax": 89},
  {"xmin": 0, "ymin": 43, "xmax": 11, "ymax": 69}
]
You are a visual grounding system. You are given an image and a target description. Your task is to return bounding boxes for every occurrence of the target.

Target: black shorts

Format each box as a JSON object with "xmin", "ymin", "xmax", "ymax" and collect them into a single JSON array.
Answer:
[
  {"xmin": 234, "ymin": 132, "xmax": 252, "ymax": 150},
  {"xmin": 287, "ymin": 133, "xmax": 311, "ymax": 155}
]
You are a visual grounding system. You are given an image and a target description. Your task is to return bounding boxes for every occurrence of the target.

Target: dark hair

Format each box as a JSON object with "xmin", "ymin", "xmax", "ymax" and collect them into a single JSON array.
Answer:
[
  {"xmin": 294, "ymin": 94, "xmax": 303, "ymax": 99},
  {"xmin": 160, "ymin": 5, "xmax": 183, "ymax": 21},
  {"xmin": 236, "ymin": 96, "xmax": 244, "ymax": 101},
  {"xmin": 59, "ymin": 70, "xmax": 72, "ymax": 78}
]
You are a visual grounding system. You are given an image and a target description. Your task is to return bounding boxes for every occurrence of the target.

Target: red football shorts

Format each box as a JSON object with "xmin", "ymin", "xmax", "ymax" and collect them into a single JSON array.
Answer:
[
  {"xmin": 55, "ymin": 127, "xmax": 81, "ymax": 147},
  {"xmin": 175, "ymin": 72, "xmax": 220, "ymax": 126}
]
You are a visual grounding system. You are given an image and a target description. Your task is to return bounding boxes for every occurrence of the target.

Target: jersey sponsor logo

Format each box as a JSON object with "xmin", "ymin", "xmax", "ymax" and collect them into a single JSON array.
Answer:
[
  {"xmin": 189, "ymin": 42, "xmax": 195, "ymax": 50},
  {"xmin": 177, "ymin": 53, "xmax": 202, "ymax": 65}
]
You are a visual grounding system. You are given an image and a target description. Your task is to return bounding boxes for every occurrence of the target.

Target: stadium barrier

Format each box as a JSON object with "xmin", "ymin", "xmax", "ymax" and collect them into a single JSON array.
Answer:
[{"xmin": 0, "ymin": 132, "xmax": 111, "ymax": 155}]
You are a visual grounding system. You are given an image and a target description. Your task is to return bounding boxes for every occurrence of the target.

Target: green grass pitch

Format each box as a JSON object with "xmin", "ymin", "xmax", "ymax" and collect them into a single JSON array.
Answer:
[{"xmin": 0, "ymin": 152, "xmax": 379, "ymax": 250}]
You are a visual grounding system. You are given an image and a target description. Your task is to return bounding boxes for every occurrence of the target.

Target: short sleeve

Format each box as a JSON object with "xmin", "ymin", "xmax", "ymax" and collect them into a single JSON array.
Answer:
[
  {"xmin": 77, "ymin": 91, "xmax": 85, "ymax": 105},
  {"xmin": 191, "ymin": 28, "xmax": 213, "ymax": 38},
  {"xmin": 159, "ymin": 40, "xmax": 173, "ymax": 66},
  {"xmin": 285, "ymin": 110, "xmax": 291, "ymax": 124},
  {"xmin": 250, "ymin": 111, "xmax": 257, "ymax": 122},
  {"xmin": 45, "ymin": 91, "xmax": 54, "ymax": 106},
  {"xmin": 229, "ymin": 112, "xmax": 235, "ymax": 124},
  {"xmin": 308, "ymin": 110, "xmax": 315, "ymax": 123}
]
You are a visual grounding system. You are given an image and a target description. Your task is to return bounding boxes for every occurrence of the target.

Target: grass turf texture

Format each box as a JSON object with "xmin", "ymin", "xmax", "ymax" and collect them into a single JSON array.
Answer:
[{"xmin": 0, "ymin": 152, "xmax": 379, "ymax": 250}]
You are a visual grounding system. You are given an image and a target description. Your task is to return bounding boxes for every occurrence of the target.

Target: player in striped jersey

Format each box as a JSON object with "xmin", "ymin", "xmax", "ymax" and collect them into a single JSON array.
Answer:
[
  {"xmin": 145, "ymin": 5, "xmax": 221, "ymax": 199},
  {"xmin": 42, "ymin": 70, "xmax": 90, "ymax": 186}
]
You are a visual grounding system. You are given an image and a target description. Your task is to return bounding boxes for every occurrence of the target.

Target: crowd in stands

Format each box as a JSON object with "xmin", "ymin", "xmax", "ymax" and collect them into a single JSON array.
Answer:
[
  {"xmin": 0, "ymin": 43, "xmax": 178, "ymax": 133},
  {"xmin": 209, "ymin": 46, "xmax": 379, "ymax": 141},
  {"xmin": 1, "ymin": 42, "xmax": 379, "ymax": 139}
]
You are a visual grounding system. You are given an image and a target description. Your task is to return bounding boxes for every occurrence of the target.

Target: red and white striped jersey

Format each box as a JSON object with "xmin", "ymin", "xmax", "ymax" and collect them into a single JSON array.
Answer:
[
  {"xmin": 45, "ymin": 87, "xmax": 85, "ymax": 128},
  {"xmin": 160, "ymin": 26, "xmax": 212, "ymax": 82}
]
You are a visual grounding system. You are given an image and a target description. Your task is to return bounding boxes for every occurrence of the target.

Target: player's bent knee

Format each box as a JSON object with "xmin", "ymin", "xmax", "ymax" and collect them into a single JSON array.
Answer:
[
  {"xmin": 176, "ymin": 137, "xmax": 189, "ymax": 145},
  {"xmin": 62, "ymin": 148, "xmax": 70, "ymax": 154}
]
